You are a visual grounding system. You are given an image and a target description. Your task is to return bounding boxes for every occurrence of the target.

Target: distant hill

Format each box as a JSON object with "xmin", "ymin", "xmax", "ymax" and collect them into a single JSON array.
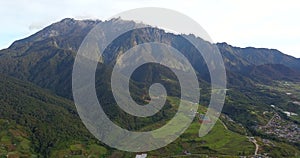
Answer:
[{"xmin": 217, "ymin": 42, "xmax": 300, "ymax": 71}]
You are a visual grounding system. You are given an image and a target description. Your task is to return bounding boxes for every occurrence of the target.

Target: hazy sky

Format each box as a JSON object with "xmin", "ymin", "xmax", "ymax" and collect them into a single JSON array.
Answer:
[{"xmin": 1, "ymin": 0, "xmax": 299, "ymax": 57}]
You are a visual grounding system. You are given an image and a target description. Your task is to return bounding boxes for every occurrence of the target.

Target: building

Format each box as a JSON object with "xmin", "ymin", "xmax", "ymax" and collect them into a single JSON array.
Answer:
[{"xmin": 135, "ymin": 153, "xmax": 147, "ymax": 158}]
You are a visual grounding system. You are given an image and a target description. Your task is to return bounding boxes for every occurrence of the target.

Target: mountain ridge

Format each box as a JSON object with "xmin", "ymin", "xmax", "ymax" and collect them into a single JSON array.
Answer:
[
  {"xmin": 4, "ymin": 18, "xmax": 300, "ymax": 73},
  {"xmin": 217, "ymin": 42, "xmax": 300, "ymax": 70},
  {"xmin": 0, "ymin": 18, "xmax": 299, "ymax": 97}
]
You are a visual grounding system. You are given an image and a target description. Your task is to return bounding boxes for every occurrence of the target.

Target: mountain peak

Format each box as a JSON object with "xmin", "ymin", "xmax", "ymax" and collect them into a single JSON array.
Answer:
[
  {"xmin": 60, "ymin": 18, "xmax": 76, "ymax": 23},
  {"xmin": 9, "ymin": 18, "xmax": 102, "ymax": 50}
]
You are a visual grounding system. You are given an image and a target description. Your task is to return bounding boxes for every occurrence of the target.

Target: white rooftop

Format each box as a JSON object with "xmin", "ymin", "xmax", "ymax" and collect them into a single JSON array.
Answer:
[{"xmin": 135, "ymin": 153, "xmax": 147, "ymax": 158}]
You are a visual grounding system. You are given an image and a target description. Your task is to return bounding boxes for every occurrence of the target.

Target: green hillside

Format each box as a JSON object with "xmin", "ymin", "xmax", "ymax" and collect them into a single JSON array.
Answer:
[{"xmin": 0, "ymin": 75, "xmax": 100, "ymax": 156}]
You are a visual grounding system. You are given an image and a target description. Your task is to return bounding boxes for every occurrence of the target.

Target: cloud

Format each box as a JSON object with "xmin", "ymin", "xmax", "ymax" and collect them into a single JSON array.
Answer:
[{"xmin": 29, "ymin": 22, "xmax": 47, "ymax": 31}]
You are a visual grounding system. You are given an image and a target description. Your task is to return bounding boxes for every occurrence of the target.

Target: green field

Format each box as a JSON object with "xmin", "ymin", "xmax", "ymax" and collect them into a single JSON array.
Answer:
[
  {"xmin": 101, "ymin": 97, "xmax": 256, "ymax": 157},
  {"xmin": 0, "ymin": 119, "xmax": 37, "ymax": 157},
  {"xmin": 50, "ymin": 143, "xmax": 108, "ymax": 158},
  {"xmin": 257, "ymin": 81, "xmax": 300, "ymax": 122}
]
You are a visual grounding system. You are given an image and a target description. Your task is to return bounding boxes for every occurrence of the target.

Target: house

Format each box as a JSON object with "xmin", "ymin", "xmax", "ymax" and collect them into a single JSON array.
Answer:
[
  {"xmin": 199, "ymin": 114, "xmax": 212, "ymax": 124},
  {"xmin": 135, "ymin": 153, "xmax": 147, "ymax": 158}
]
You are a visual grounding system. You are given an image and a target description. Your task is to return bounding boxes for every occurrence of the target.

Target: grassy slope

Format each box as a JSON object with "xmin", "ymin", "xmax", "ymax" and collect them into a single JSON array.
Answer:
[
  {"xmin": 0, "ymin": 119, "xmax": 36, "ymax": 157},
  {"xmin": 107, "ymin": 97, "xmax": 255, "ymax": 158}
]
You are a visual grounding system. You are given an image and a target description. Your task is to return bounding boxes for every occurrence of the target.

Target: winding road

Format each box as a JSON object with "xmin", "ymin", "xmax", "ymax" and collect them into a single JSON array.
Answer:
[{"xmin": 249, "ymin": 137, "xmax": 259, "ymax": 155}]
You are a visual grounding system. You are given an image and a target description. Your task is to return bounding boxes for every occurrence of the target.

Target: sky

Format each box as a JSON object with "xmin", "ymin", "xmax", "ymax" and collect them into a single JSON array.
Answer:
[{"xmin": 0, "ymin": 0, "xmax": 299, "ymax": 58}]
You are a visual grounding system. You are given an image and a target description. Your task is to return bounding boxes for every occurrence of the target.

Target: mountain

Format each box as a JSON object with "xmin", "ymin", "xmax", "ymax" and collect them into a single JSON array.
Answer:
[
  {"xmin": 217, "ymin": 42, "xmax": 300, "ymax": 82},
  {"xmin": 248, "ymin": 64, "xmax": 300, "ymax": 82},
  {"xmin": 0, "ymin": 18, "xmax": 102, "ymax": 98},
  {"xmin": 8, "ymin": 18, "xmax": 100, "ymax": 52},
  {"xmin": 217, "ymin": 42, "xmax": 300, "ymax": 71},
  {"xmin": 0, "ymin": 18, "xmax": 299, "ymax": 157},
  {"xmin": 1, "ymin": 19, "xmax": 299, "ymax": 97}
]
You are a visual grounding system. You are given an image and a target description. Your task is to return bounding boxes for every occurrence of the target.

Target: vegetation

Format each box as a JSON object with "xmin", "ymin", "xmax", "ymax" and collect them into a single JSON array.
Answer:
[{"xmin": 0, "ymin": 119, "xmax": 36, "ymax": 157}]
